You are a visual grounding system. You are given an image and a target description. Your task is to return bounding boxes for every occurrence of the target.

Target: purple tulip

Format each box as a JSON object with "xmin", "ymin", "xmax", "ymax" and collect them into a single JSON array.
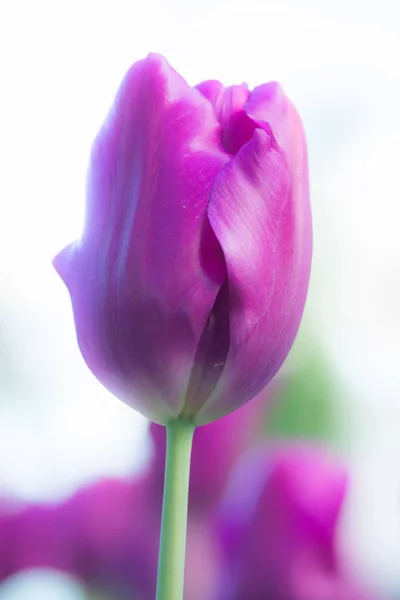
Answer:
[
  {"xmin": 218, "ymin": 444, "xmax": 371, "ymax": 600},
  {"xmin": 54, "ymin": 53, "xmax": 311, "ymax": 425}
]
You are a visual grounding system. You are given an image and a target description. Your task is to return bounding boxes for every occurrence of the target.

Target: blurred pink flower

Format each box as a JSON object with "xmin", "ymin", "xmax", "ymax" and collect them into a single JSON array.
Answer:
[
  {"xmin": 0, "ymin": 499, "xmax": 77, "ymax": 578},
  {"xmin": 0, "ymin": 420, "xmax": 380, "ymax": 599},
  {"xmin": 218, "ymin": 443, "xmax": 373, "ymax": 600},
  {"xmin": 0, "ymin": 473, "xmax": 222, "ymax": 599}
]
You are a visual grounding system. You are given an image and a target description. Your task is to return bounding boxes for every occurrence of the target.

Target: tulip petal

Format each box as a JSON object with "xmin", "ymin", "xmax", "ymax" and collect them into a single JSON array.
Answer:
[
  {"xmin": 197, "ymin": 105, "xmax": 311, "ymax": 422},
  {"xmin": 196, "ymin": 81, "xmax": 255, "ymax": 155},
  {"xmin": 57, "ymin": 54, "xmax": 230, "ymax": 422},
  {"xmin": 219, "ymin": 444, "xmax": 349, "ymax": 600},
  {"xmin": 195, "ymin": 79, "xmax": 224, "ymax": 108},
  {"xmin": 245, "ymin": 82, "xmax": 308, "ymax": 190}
]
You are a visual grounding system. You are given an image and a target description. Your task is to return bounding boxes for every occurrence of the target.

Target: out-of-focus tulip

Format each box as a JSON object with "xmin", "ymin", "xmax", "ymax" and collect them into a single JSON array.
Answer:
[
  {"xmin": 70, "ymin": 476, "xmax": 159, "ymax": 599},
  {"xmin": 0, "ymin": 501, "xmax": 18, "ymax": 581},
  {"xmin": 72, "ymin": 475, "xmax": 221, "ymax": 600},
  {"xmin": 149, "ymin": 390, "xmax": 269, "ymax": 512},
  {"xmin": 0, "ymin": 501, "xmax": 79, "ymax": 577},
  {"xmin": 0, "ymin": 474, "xmax": 222, "ymax": 600},
  {"xmin": 54, "ymin": 53, "xmax": 312, "ymax": 425},
  {"xmin": 218, "ymin": 444, "xmax": 372, "ymax": 600},
  {"xmin": 0, "ymin": 479, "xmax": 157, "ymax": 598}
]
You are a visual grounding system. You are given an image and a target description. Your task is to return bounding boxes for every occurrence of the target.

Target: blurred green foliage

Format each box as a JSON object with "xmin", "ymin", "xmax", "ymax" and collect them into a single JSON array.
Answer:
[
  {"xmin": 85, "ymin": 587, "xmax": 119, "ymax": 600},
  {"xmin": 265, "ymin": 345, "xmax": 339, "ymax": 443}
]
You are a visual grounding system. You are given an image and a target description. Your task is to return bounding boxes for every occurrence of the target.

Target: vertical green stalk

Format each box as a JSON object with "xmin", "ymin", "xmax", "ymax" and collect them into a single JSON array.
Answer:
[{"xmin": 156, "ymin": 418, "xmax": 195, "ymax": 600}]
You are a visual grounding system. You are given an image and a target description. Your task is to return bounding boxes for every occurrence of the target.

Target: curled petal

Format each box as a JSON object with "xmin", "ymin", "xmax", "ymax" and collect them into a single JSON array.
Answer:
[
  {"xmin": 196, "ymin": 79, "xmax": 225, "ymax": 108},
  {"xmin": 197, "ymin": 81, "xmax": 255, "ymax": 155},
  {"xmin": 197, "ymin": 94, "xmax": 311, "ymax": 424}
]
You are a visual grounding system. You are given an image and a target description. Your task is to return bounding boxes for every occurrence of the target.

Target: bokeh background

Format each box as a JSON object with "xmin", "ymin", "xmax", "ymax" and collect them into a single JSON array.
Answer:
[{"xmin": 0, "ymin": 0, "xmax": 400, "ymax": 598}]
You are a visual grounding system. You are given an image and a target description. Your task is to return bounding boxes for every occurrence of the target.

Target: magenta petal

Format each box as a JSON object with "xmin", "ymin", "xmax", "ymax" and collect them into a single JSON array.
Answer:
[
  {"xmin": 195, "ymin": 79, "xmax": 225, "ymax": 108},
  {"xmin": 245, "ymin": 82, "xmax": 309, "ymax": 193},
  {"xmin": 218, "ymin": 444, "xmax": 348, "ymax": 600},
  {"xmin": 196, "ymin": 82, "xmax": 254, "ymax": 155},
  {"xmin": 198, "ymin": 118, "xmax": 312, "ymax": 423},
  {"xmin": 219, "ymin": 85, "xmax": 253, "ymax": 154},
  {"xmin": 56, "ymin": 54, "xmax": 230, "ymax": 423}
]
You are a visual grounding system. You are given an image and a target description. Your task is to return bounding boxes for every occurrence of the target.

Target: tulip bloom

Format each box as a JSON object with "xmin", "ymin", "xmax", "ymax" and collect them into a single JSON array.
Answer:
[
  {"xmin": 54, "ymin": 53, "xmax": 311, "ymax": 425},
  {"xmin": 218, "ymin": 444, "xmax": 372, "ymax": 600}
]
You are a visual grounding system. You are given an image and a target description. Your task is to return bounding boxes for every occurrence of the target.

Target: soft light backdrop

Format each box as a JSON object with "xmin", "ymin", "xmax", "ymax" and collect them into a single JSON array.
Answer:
[{"xmin": 0, "ymin": 0, "xmax": 399, "ymax": 598}]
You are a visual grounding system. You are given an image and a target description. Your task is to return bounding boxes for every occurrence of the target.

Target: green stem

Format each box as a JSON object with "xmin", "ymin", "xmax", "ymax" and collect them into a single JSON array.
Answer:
[{"xmin": 156, "ymin": 418, "xmax": 195, "ymax": 600}]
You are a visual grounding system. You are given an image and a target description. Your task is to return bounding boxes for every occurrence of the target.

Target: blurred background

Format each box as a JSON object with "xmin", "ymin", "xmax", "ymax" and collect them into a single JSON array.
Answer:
[{"xmin": 0, "ymin": 0, "xmax": 400, "ymax": 598}]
